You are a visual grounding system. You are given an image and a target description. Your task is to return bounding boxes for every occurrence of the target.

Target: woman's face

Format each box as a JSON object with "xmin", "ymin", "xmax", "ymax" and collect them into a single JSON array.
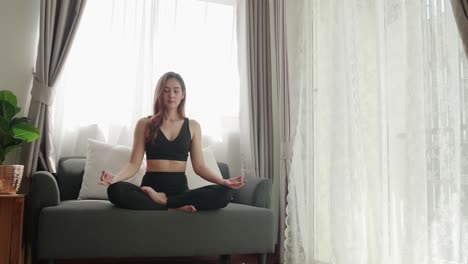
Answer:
[{"xmin": 162, "ymin": 78, "xmax": 184, "ymax": 110}]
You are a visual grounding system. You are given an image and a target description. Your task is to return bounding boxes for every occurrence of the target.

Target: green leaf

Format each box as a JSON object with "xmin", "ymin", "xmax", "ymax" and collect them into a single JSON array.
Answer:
[
  {"xmin": 0, "ymin": 101, "xmax": 20, "ymax": 121},
  {"xmin": 0, "ymin": 90, "xmax": 18, "ymax": 107},
  {"xmin": 0, "ymin": 118, "xmax": 8, "ymax": 135},
  {"xmin": 9, "ymin": 117, "xmax": 32, "ymax": 136},
  {"xmin": 0, "ymin": 90, "xmax": 20, "ymax": 120},
  {"xmin": 0, "ymin": 145, "xmax": 6, "ymax": 165},
  {"xmin": 0, "ymin": 91, "xmax": 40, "ymax": 159},
  {"xmin": 0, "ymin": 118, "xmax": 12, "ymax": 147},
  {"xmin": 11, "ymin": 122, "xmax": 40, "ymax": 142},
  {"xmin": 11, "ymin": 117, "xmax": 31, "ymax": 126}
]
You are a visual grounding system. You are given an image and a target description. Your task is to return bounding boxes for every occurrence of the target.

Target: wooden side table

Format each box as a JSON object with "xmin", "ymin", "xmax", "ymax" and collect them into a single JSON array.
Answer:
[{"xmin": 0, "ymin": 194, "xmax": 24, "ymax": 264}]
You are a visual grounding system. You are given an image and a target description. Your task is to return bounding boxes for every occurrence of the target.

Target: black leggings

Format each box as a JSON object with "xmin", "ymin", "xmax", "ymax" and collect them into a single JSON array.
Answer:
[{"xmin": 107, "ymin": 171, "xmax": 233, "ymax": 210}]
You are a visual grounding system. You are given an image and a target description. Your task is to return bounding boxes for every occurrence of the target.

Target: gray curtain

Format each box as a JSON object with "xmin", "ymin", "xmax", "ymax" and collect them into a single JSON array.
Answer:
[
  {"xmin": 245, "ymin": 0, "xmax": 274, "ymax": 180},
  {"xmin": 272, "ymin": 0, "xmax": 290, "ymax": 261},
  {"xmin": 20, "ymin": 1, "xmax": 86, "ymax": 263},
  {"xmin": 451, "ymin": 0, "xmax": 468, "ymax": 55},
  {"xmin": 243, "ymin": 0, "xmax": 288, "ymax": 262},
  {"xmin": 21, "ymin": 0, "xmax": 86, "ymax": 178}
]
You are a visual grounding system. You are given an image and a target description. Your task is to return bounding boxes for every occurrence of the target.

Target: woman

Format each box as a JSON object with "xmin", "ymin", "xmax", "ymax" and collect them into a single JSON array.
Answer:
[{"xmin": 99, "ymin": 71, "xmax": 246, "ymax": 212}]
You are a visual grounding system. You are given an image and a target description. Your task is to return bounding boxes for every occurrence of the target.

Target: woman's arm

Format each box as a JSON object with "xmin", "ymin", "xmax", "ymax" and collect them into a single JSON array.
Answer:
[
  {"xmin": 189, "ymin": 120, "xmax": 226, "ymax": 185},
  {"xmin": 189, "ymin": 120, "xmax": 246, "ymax": 189},
  {"xmin": 102, "ymin": 118, "xmax": 147, "ymax": 184}
]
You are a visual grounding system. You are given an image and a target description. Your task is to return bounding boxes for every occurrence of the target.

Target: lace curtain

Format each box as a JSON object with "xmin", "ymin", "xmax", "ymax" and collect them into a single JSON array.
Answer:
[
  {"xmin": 50, "ymin": 0, "xmax": 242, "ymax": 175},
  {"xmin": 285, "ymin": 0, "xmax": 468, "ymax": 263}
]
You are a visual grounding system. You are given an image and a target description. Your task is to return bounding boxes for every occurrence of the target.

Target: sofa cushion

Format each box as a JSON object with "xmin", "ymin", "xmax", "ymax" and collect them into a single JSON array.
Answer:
[
  {"xmin": 186, "ymin": 147, "xmax": 224, "ymax": 189},
  {"xmin": 37, "ymin": 201, "xmax": 275, "ymax": 259},
  {"xmin": 79, "ymin": 139, "xmax": 146, "ymax": 200}
]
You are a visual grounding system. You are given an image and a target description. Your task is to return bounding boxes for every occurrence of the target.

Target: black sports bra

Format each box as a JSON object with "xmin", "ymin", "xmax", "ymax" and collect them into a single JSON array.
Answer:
[{"xmin": 145, "ymin": 117, "xmax": 191, "ymax": 161}]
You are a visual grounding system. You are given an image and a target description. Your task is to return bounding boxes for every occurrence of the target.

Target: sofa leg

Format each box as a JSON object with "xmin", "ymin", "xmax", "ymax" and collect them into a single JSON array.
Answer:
[
  {"xmin": 257, "ymin": 253, "xmax": 267, "ymax": 264},
  {"xmin": 220, "ymin": 254, "xmax": 231, "ymax": 264}
]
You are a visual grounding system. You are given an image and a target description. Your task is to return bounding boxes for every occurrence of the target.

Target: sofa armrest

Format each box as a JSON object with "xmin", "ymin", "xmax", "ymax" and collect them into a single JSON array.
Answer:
[
  {"xmin": 32, "ymin": 171, "xmax": 60, "ymax": 209},
  {"xmin": 31, "ymin": 171, "xmax": 60, "ymax": 260},
  {"xmin": 232, "ymin": 177, "xmax": 272, "ymax": 209}
]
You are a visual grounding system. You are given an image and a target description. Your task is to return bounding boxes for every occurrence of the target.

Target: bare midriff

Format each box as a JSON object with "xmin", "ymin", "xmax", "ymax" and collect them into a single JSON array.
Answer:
[{"xmin": 146, "ymin": 159, "xmax": 187, "ymax": 172}]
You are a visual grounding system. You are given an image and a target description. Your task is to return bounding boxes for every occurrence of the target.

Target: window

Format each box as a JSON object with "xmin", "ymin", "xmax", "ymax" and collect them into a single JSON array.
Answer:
[{"xmin": 52, "ymin": 0, "xmax": 241, "ymax": 171}]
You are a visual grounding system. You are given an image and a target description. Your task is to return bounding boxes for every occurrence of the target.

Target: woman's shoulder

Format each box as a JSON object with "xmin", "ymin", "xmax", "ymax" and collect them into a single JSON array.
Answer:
[
  {"xmin": 136, "ymin": 116, "xmax": 151, "ymax": 127},
  {"xmin": 187, "ymin": 118, "xmax": 200, "ymax": 132},
  {"xmin": 187, "ymin": 118, "xmax": 200, "ymax": 127},
  {"xmin": 139, "ymin": 116, "xmax": 152, "ymax": 122}
]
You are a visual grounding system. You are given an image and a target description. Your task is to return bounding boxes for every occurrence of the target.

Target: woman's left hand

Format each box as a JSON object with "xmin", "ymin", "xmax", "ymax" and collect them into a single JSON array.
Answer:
[
  {"xmin": 222, "ymin": 176, "xmax": 247, "ymax": 189},
  {"xmin": 99, "ymin": 171, "xmax": 116, "ymax": 186}
]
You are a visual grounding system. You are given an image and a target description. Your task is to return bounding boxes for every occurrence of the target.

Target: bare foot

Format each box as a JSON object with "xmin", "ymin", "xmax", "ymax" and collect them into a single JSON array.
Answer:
[
  {"xmin": 169, "ymin": 205, "xmax": 197, "ymax": 213},
  {"xmin": 140, "ymin": 186, "xmax": 167, "ymax": 206}
]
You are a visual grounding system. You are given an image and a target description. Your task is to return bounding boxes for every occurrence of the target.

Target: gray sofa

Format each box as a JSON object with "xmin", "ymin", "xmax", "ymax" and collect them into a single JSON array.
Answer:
[{"xmin": 31, "ymin": 157, "xmax": 275, "ymax": 264}]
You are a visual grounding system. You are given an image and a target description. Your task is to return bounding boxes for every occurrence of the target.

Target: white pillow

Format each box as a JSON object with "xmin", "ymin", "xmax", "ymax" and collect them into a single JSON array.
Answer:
[
  {"xmin": 78, "ymin": 139, "xmax": 146, "ymax": 200},
  {"xmin": 186, "ymin": 147, "xmax": 224, "ymax": 189}
]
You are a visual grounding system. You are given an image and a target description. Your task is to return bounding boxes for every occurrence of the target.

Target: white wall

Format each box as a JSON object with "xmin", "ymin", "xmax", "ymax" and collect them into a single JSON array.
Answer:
[{"xmin": 0, "ymin": 0, "xmax": 40, "ymax": 163}]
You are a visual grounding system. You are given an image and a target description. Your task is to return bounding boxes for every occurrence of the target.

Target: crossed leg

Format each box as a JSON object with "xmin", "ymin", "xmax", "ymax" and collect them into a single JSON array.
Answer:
[
  {"xmin": 108, "ymin": 182, "xmax": 232, "ymax": 212},
  {"xmin": 140, "ymin": 186, "xmax": 197, "ymax": 213},
  {"xmin": 142, "ymin": 184, "xmax": 233, "ymax": 211}
]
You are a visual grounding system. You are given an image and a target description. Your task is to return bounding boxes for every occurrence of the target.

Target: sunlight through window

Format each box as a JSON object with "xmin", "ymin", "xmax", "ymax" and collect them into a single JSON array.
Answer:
[{"xmin": 52, "ymin": 0, "xmax": 240, "ymax": 158}]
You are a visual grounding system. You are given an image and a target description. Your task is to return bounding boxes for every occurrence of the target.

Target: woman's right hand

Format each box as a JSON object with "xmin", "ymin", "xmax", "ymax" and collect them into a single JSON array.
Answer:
[
  {"xmin": 222, "ymin": 176, "xmax": 247, "ymax": 189},
  {"xmin": 98, "ymin": 171, "xmax": 116, "ymax": 186}
]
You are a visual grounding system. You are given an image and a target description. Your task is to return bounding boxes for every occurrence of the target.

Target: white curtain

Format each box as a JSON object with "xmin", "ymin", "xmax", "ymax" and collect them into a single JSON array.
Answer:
[
  {"xmin": 285, "ymin": 0, "xmax": 468, "ymax": 263},
  {"xmin": 50, "ymin": 0, "xmax": 242, "ymax": 176}
]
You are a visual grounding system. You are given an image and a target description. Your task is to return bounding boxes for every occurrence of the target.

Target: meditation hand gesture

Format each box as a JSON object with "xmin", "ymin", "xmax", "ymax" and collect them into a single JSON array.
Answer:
[
  {"xmin": 98, "ymin": 171, "xmax": 116, "ymax": 186},
  {"xmin": 222, "ymin": 176, "xmax": 247, "ymax": 189}
]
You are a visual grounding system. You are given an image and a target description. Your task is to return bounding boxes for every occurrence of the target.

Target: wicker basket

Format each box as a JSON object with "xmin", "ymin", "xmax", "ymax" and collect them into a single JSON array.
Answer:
[{"xmin": 0, "ymin": 165, "xmax": 24, "ymax": 194}]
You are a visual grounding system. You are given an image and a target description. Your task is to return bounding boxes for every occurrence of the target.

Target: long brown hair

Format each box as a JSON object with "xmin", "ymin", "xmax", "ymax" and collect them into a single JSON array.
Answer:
[{"xmin": 145, "ymin": 72, "xmax": 187, "ymax": 144}]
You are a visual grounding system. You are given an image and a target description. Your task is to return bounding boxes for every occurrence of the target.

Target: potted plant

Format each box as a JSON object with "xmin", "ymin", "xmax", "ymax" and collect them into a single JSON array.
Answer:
[{"xmin": 0, "ymin": 90, "xmax": 40, "ymax": 194}]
